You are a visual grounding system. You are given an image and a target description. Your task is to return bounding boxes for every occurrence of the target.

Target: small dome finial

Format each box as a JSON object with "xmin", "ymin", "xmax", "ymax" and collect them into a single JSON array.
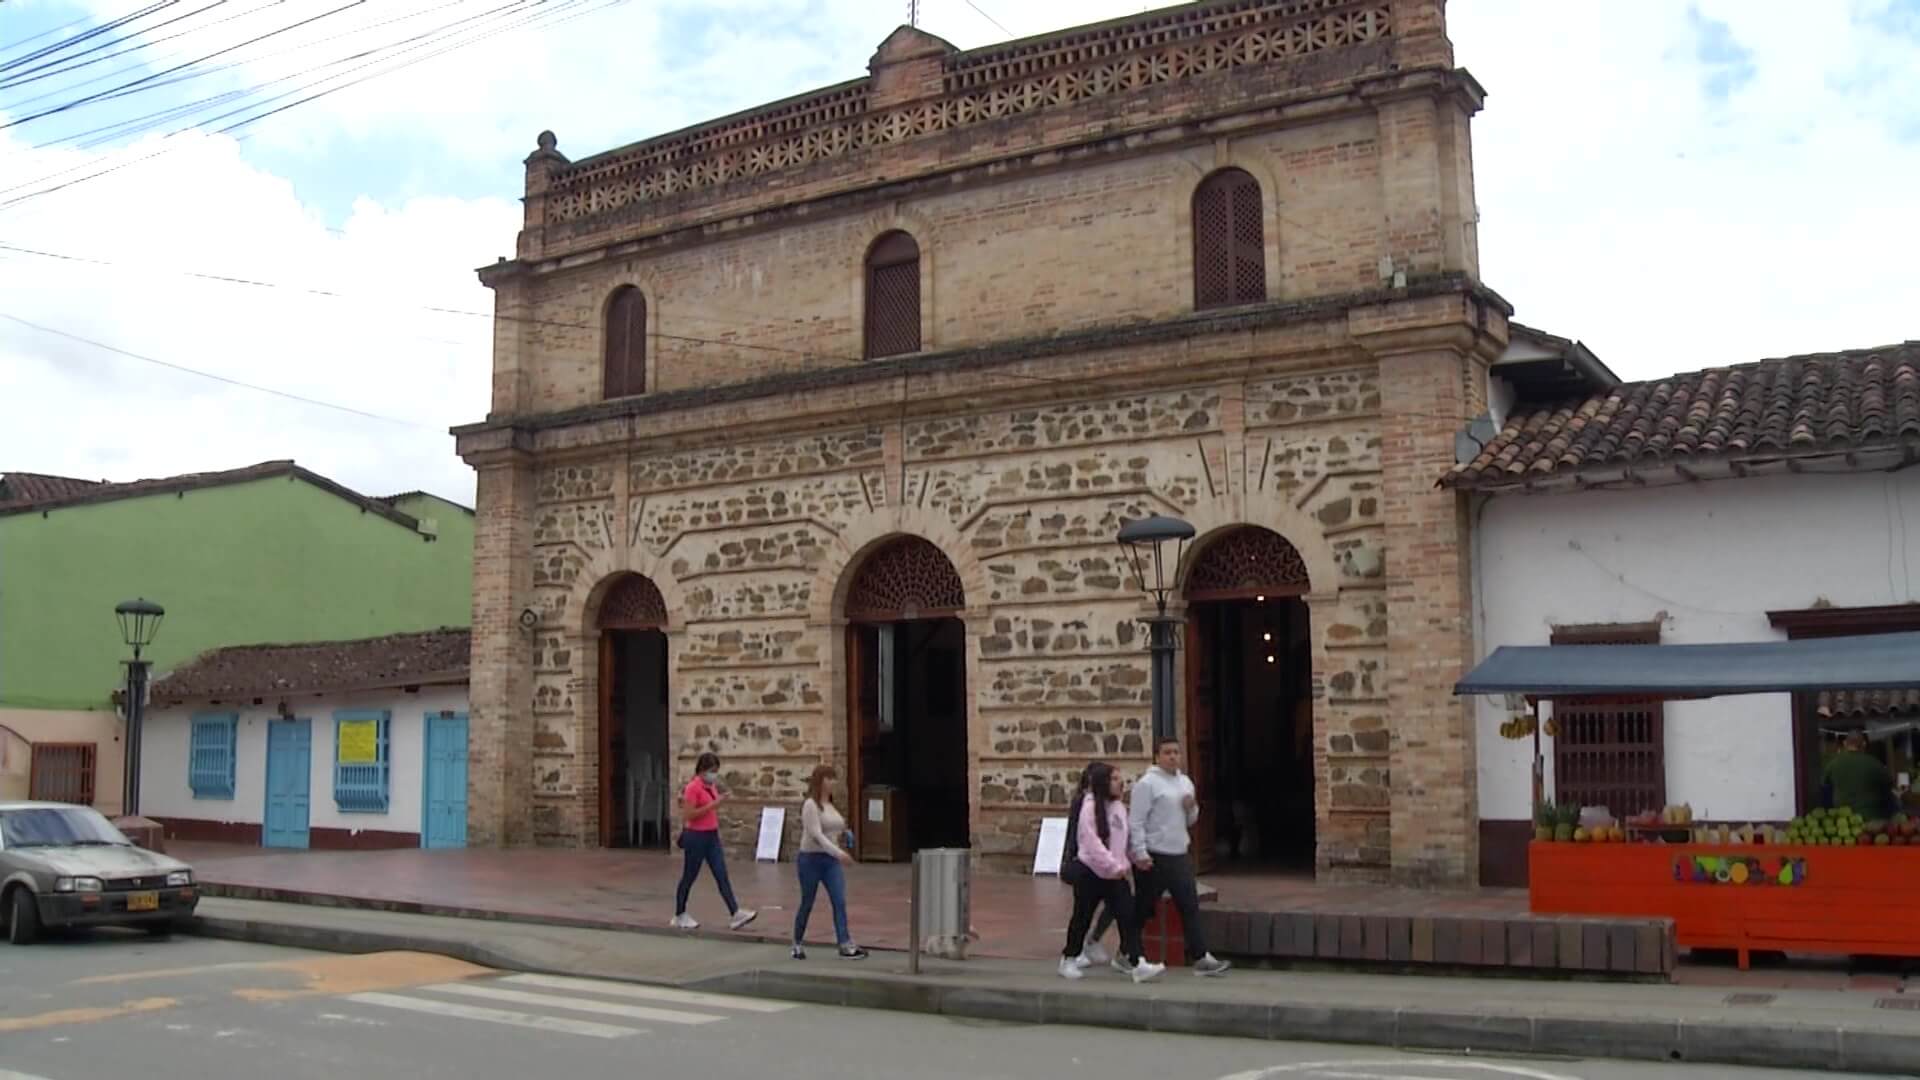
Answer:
[{"xmin": 536, "ymin": 130, "xmax": 557, "ymax": 152}]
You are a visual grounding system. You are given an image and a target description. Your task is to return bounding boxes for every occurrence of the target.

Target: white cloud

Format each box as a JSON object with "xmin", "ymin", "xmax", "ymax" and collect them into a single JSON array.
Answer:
[{"xmin": 1, "ymin": 0, "xmax": 1914, "ymax": 503}]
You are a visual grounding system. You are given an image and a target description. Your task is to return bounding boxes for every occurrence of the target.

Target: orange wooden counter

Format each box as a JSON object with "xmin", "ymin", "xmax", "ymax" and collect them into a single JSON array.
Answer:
[{"xmin": 1530, "ymin": 841, "xmax": 1920, "ymax": 969}]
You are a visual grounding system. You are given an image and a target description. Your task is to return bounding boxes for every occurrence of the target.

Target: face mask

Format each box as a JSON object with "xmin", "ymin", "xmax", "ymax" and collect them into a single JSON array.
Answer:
[{"xmin": 703, "ymin": 770, "xmax": 719, "ymax": 784}]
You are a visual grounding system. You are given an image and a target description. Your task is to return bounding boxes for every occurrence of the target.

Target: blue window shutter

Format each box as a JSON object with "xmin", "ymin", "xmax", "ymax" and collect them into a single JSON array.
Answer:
[
  {"xmin": 332, "ymin": 709, "xmax": 391, "ymax": 813},
  {"xmin": 189, "ymin": 713, "xmax": 237, "ymax": 799}
]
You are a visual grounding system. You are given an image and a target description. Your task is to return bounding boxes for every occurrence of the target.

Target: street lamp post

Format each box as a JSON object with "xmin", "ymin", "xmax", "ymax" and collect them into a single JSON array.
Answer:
[
  {"xmin": 115, "ymin": 598, "xmax": 164, "ymax": 818},
  {"xmin": 1116, "ymin": 515, "xmax": 1194, "ymax": 743}
]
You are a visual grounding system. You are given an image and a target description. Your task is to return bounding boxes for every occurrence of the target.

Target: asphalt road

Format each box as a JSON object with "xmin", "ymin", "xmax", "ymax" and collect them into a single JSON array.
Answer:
[{"xmin": 0, "ymin": 934, "xmax": 1890, "ymax": 1080}]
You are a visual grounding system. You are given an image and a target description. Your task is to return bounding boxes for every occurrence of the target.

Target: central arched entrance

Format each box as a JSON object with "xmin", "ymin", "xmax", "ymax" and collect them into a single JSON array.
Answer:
[
  {"xmin": 596, "ymin": 573, "xmax": 670, "ymax": 849},
  {"xmin": 1184, "ymin": 526, "xmax": 1314, "ymax": 873},
  {"xmin": 844, "ymin": 536, "xmax": 969, "ymax": 859}
]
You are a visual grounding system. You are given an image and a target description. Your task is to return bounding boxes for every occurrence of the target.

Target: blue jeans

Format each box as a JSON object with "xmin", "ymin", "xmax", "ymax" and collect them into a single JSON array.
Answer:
[
  {"xmin": 675, "ymin": 829, "xmax": 739, "ymax": 916},
  {"xmin": 793, "ymin": 852, "xmax": 851, "ymax": 946}
]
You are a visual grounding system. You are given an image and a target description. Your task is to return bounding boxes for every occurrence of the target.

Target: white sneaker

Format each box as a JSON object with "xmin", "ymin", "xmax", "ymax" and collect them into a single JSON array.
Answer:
[
  {"xmin": 1191, "ymin": 953, "xmax": 1232, "ymax": 977},
  {"xmin": 1130, "ymin": 959, "xmax": 1166, "ymax": 983},
  {"xmin": 728, "ymin": 909, "xmax": 758, "ymax": 931},
  {"xmin": 1111, "ymin": 953, "xmax": 1135, "ymax": 975},
  {"xmin": 1082, "ymin": 941, "xmax": 1113, "ymax": 966},
  {"xmin": 1057, "ymin": 957, "xmax": 1085, "ymax": 980},
  {"xmin": 1071, "ymin": 953, "xmax": 1093, "ymax": 969},
  {"xmin": 670, "ymin": 913, "xmax": 699, "ymax": 930}
]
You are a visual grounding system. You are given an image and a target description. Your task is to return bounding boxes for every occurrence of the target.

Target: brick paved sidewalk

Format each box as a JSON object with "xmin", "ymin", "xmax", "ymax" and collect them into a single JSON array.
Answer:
[{"xmin": 175, "ymin": 842, "xmax": 1911, "ymax": 991}]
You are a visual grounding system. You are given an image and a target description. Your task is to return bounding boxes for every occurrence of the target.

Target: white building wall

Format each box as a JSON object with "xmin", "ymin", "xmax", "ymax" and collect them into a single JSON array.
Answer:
[
  {"xmin": 141, "ymin": 686, "xmax": 467, "ymax": 842},
  {"xmin": 1475, "ymin": 469, "xmax": 1920, "ymax": 823}
]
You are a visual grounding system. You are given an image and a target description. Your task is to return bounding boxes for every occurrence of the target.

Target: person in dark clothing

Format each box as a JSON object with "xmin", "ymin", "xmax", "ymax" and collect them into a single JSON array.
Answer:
[
  {"xmin": 1061, "ymin": 764, "xmax": 1120, "ymax": 968},
  {"xmin": 1824, "ymin": 731, "xmax": 1896, "ymax": 819}
]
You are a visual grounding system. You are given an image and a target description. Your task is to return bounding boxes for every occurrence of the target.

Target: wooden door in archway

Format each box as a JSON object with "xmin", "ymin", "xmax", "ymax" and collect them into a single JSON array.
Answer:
[{"xmin": 596, "ymin": 573, "xmax": 669, "ymax": 849}]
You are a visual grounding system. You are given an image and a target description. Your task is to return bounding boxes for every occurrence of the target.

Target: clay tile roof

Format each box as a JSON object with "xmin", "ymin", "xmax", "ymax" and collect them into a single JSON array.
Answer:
[
  {"xmin": 151, "ymin": 629, "xmax": 470, "ymax": 705},
  {"xmin": 0, "ymin": 459, "xmax": 420, "ymax": 531},
  {"xmin": 0, "ymin": 471, "xmax": 105, "ymax": 507},
  {"xmin": 1816, "ymin": 689, "xmax": 1920, "ymax": 720},
  {"xmin": 1446, "ymin": 342, "xmax": 1920, "ymax": 490}
]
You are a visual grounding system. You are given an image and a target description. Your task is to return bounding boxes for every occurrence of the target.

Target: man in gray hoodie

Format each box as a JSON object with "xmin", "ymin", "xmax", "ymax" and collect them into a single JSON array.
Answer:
[{"xmin": 1128, "ymin": 737, "xmax": 1231, "ymax": 976}]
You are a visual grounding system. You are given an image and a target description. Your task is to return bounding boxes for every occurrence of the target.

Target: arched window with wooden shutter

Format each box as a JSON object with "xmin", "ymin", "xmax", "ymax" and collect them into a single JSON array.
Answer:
[
  {"xmin": 864, "ymin": 231, "xmax": 921, "ymax": 359},
  {"xmin": 602, "ymin": 286, "xmax": 646, "ymax": 399},
  {"xmin": 1192, "ymin": 169, "xmax": 1266, "ymax": 309}
]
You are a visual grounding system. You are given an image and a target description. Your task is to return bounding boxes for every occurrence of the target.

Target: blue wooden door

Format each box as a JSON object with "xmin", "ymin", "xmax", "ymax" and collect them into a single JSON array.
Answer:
[
  {"xmin": 422, "ymin": 712, "xmax": 469, "ymax": 849},
  {"xmin": 263, "ymin": 717, "xmax": 311, "ymax": 849}
]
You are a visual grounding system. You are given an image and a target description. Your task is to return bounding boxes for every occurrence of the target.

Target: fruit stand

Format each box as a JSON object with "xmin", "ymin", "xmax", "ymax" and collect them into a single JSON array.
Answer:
[{"xmin": 1458, "ymin": 631, "xmax": 1920, "ymax": 970}]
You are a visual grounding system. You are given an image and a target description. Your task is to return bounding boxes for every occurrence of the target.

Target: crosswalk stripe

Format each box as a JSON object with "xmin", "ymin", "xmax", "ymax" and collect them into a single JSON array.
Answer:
[
  {"xmin": 344, "ymin": 992, "xmax": 636, "ymax": 1039},
  {"xmin": 421, "ymin": 982, "xmax": 722, "ymax": 1026},
  {"xmin": 501, "ymin": 973, "xmax": 798, "ymax": 1013}
]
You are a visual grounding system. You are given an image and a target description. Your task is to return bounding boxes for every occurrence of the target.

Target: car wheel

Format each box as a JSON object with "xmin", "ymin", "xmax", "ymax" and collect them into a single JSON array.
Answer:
[{"xmin": 6, "ymin": 886, "xmax": 40, "ymax": 945}]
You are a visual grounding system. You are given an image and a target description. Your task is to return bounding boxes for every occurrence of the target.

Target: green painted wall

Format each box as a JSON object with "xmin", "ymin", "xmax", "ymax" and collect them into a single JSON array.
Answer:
[
  {"xmin": 0, "ymin": 474, "xmax": 472, "ymax": 710},
  {"xmin": 384, "ymin": 493, "xmax": 476, "ymax": 558}
]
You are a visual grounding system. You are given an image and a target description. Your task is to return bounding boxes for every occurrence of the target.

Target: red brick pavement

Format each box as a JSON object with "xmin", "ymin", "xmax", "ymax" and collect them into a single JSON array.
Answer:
[{"xmin": 174, "ymin": 843, "xmax": 1908, "ymax": 990}]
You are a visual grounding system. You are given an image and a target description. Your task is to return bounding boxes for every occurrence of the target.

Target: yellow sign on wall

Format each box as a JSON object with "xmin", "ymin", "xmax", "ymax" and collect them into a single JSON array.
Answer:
[{"xmin": 337, "ymin": 719, "xmax": 379, "ymax": 764}]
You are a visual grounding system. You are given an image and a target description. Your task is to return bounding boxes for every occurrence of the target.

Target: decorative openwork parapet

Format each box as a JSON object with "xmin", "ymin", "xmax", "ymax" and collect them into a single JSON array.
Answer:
[{"xmin": 541, "ymin": 0, "xmax": 1393, "ymax": 229}]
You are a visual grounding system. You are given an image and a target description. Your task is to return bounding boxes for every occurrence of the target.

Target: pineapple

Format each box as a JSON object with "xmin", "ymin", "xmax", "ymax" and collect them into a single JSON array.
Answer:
[
  {"xmin": 1554, "ymin": 801, "xmax": 1578, "ymax": 843},
  {"xmin": 1533, "ymin": 801, "xmax": 1556, "ymax": 843}
]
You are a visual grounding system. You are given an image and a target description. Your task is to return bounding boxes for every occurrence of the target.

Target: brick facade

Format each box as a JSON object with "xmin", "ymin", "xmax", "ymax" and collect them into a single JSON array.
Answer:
[{"xmin": 457, "ymin": 0, "xmax": 1506, "ymax": 884}]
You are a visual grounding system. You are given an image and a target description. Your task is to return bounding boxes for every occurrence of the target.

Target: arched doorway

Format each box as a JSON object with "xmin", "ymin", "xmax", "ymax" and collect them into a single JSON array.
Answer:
[
  {"xmin": 596, "ymin": 573, "xmax": 670, "ymax": 849},
  {"xmin": 1184, "ymin": 526, "xmax": 1314, "ymax": 872},
  {"xmin": 844, "ymin": 536, "xmax": 969, "ymax": 858}
]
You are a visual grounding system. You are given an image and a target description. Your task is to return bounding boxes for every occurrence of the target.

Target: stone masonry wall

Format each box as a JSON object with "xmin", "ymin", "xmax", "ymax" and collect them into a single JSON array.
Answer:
[{"xmin": 517, "ymin": 357, "xmax": 1398, "ymax": 876}]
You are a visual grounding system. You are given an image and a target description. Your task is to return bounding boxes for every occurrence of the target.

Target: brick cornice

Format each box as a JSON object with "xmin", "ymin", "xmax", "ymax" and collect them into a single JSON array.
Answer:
[{"xmin": 482, "ymin": 69, "xmax": 1490, "ymax": 285}]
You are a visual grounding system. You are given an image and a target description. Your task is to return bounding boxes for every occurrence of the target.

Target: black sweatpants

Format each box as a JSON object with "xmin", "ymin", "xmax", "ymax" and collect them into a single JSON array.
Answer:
[
  {"xmin": 1132, "ymin": 850, "xmax": 1205, "ymax": 962},
  {"xmin": 1064, "ymin": 874, "xmax": 1142, "ymax": 963}
]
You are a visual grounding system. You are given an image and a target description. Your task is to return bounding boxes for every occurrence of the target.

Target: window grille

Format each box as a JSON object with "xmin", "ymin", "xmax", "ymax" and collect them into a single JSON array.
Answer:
[
  {"xmin": 603, "ymin": 286, "xmax": 647, "ymax": 399},
  {"xmin": 188, "ymin": 714, "xmax": 238, "ymax": 799},
  {"xmin": 333, "ymin": 710, "xmax": 391, "ymax": 813},
  {"xmin": 1193, "ymin": 169, "xmax": 1266, "ymax": 309},
  {"xmin": 864, "ymin": 232, "xmax": 922, "ymax": 359}
]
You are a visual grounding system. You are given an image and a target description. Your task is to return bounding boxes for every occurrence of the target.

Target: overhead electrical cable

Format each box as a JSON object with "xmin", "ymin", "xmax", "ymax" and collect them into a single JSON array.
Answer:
[
  {"xmin": 0, "ymin": 0, "xmax": 368, "ymax": 131},
  {"xmin": 0, "ymin": 0, "xmax": 246, "ymax": 91},
  {"xmin": 0, "ymin": 2, "xmax": 182, "ymax": 77},
  {"xmin": 0, "ymin": 0, "xmax": 616, "ymax": 210}
]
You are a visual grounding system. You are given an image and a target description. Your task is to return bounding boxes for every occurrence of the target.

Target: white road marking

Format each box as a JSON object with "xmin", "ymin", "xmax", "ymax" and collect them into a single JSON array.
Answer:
[
  {"xmin": 501, "ymin": 973, "xmax": 798, "ymax": 1013},
  {"xmin": 344, "ymin": 992, "xmax": 637, "ymax": 1039},
  {"xmin": 421, "ymin": 982, "xmax": 721, "ymax": 1026},
  {"xmin": 0, "ymin": 1071, "xmax": 63, "ymax": 1080}
]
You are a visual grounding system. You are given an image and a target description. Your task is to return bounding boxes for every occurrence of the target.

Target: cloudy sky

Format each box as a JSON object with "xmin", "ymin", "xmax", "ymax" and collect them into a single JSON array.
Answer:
[{"xmin": 2, "ymin": 0, "xmax": 1915, "ymax": 505}]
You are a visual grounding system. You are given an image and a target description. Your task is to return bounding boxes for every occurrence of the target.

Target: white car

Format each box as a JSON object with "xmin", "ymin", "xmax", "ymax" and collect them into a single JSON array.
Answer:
[{"xmin": 0, "ymin": 801, "xmax": 199, "ymax": 944}]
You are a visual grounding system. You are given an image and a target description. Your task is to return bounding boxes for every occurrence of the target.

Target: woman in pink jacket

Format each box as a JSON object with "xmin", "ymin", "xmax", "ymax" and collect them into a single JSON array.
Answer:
[{"xmin": 1059, "ymin": 761, "xmax": 1164, "ymax": 983}]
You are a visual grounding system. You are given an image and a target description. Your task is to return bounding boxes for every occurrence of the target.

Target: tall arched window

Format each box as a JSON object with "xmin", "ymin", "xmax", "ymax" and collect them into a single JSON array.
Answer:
[
  {"xmin": 1192, "ymin": 169, "xmax": 1266, "ymax": 309},
  {"xmin": 864, "ymin": 231, "xmax": 921, "ymax": 359},
  {"xmin": 603, "ymin": 286, "xmax": 646, "ymax": 399}
]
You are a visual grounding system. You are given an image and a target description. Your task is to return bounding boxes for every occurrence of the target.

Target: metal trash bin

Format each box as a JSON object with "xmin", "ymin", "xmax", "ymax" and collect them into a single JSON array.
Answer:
[{"xmin": 910, "ymin": 848, "xmax": 971, "ymax": 969}]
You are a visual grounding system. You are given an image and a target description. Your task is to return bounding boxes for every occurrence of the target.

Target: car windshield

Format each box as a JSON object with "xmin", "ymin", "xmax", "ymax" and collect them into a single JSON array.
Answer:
[{"xmin": 0, "ymin": 806, "xmax": 132, "ymax": 849}]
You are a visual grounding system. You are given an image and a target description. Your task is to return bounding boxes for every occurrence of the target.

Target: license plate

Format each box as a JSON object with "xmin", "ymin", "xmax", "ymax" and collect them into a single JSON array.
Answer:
[{"xmin": 126, "ymin": 891, "xmax": 159, "ymax": 912}]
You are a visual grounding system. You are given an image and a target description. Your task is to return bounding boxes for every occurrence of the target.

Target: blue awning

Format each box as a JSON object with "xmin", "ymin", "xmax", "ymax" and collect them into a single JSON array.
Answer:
[{"xmin": 1454, "ymin": 631, "xmax": 1920, "ymax": 697}]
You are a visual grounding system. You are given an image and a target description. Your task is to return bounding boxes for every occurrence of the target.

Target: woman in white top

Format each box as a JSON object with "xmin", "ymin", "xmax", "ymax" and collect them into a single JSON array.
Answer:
[{"xmin": 792, "ymin": 764, "xmax": 867, "ymax": 960}]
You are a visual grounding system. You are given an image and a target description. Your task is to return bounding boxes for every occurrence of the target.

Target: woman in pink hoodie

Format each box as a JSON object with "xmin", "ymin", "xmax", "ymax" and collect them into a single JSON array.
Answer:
[{"xmin": 1059, "ymin": 761, "xmax": 1164, "ymax": 983}]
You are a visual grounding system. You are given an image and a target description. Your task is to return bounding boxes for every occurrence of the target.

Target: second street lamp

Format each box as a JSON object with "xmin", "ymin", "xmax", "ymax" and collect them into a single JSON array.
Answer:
[
  {"xmin": 1116, "ymin": 514, "xmax": 1194, "ymax": 743},
  {"xmin": 115, "ymin": 598, "xmax": 165, "ymax": 819}
]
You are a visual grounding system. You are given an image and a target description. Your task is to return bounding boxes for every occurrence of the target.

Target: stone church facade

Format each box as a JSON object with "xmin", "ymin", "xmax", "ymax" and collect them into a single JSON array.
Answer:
[{"xmin": 456, "ymin": 0, "xmax": 1508, "ymax": 885}]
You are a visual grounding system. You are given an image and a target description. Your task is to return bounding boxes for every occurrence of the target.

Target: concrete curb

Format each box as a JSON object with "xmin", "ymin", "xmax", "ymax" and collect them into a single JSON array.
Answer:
[{"xmin": 190, "ymin": 914, "xmax": 1920, "ymax": 1076}]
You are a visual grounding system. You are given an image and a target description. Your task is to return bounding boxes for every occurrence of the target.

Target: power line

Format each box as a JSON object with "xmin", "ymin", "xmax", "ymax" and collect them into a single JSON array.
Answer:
[
  {"xmin": 960, "ymin": 0, "xmax": 1014, "ymax": 38},
  {"xmin": 0, "ymin": 2, "xmax": 182, "ymax": 78},
  {"xmin": 0, "ymin": 311, "xmax": 440, "ymax": 429},
  {"xmin": 0, "ymin": 0, "xmax": 616, "ymax": 211},
  {"xmin": 1, "ymin": 0, "xmax": 368, "ymax": 131},
  {"xmin": 0, "ymin": 237, "xmax": 1494, "ymax": 431},
  {"xmin": 0, "ymin": 0, "xmax": 251, "ymax": 92}
]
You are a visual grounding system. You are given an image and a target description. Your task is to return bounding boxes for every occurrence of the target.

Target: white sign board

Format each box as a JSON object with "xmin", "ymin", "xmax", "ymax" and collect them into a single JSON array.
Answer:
[
  {"xmin": 868, "ymin": 798, "xmax": 884, "ymax": 823},
  {"xmin": 755, "ymin": 806, "xmax": 786, "ymax": 862},
  {"xmin": 1031, "ymin": 816, "xmax": 1069, "ymax": 875}
]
